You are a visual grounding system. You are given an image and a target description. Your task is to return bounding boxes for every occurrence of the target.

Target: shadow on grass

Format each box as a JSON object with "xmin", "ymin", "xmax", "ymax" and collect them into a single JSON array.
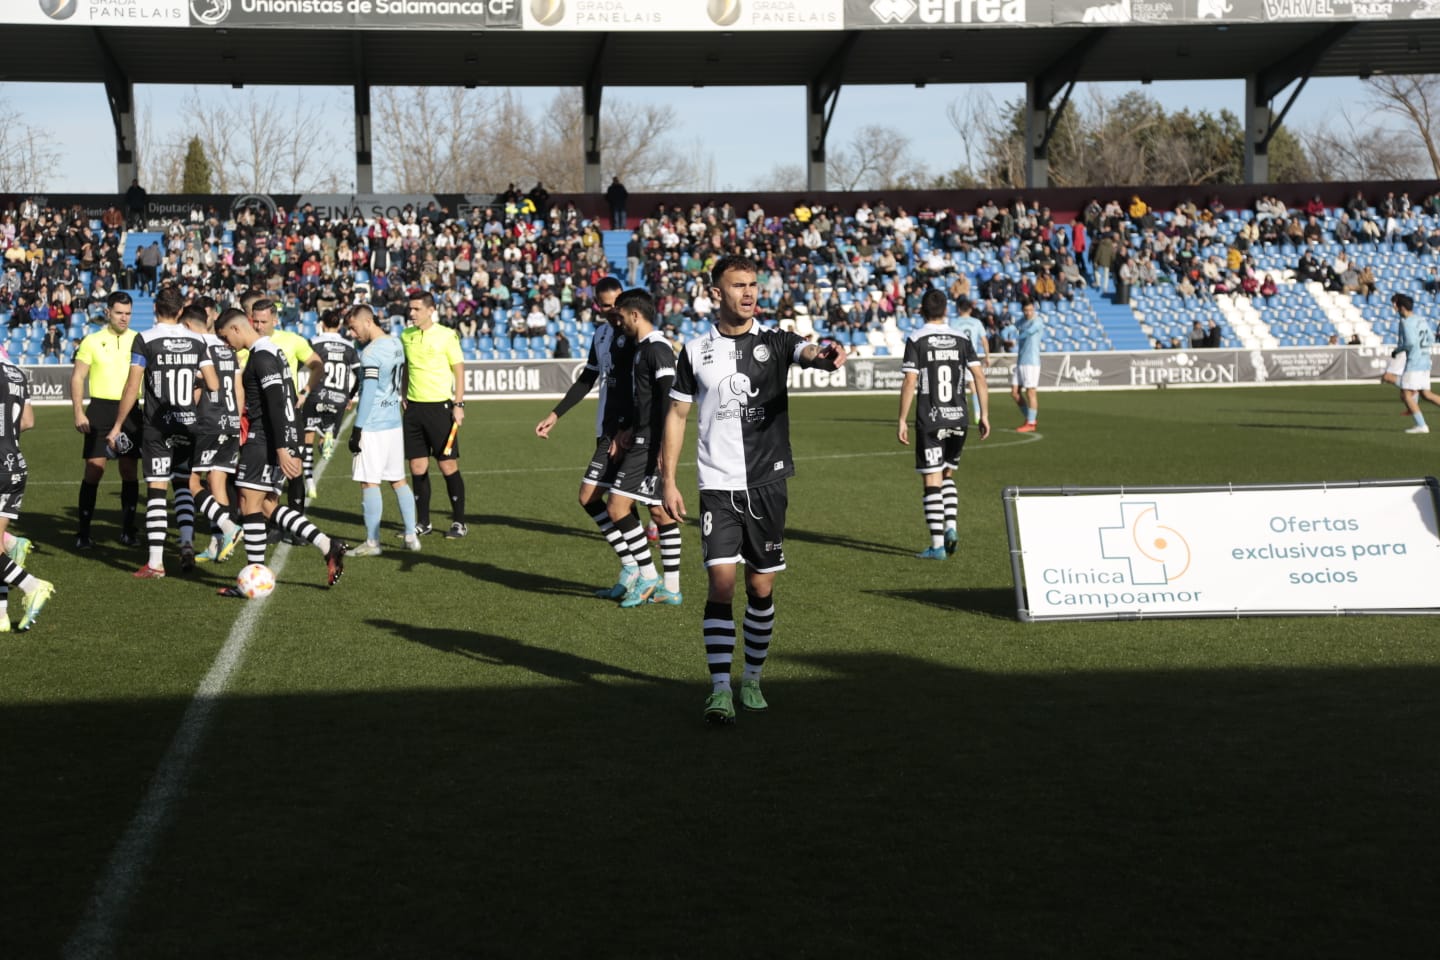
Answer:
[
  {"xmin": 9, "ymin": 658, "xmax": 1440, "ymax": 959},
  {"xmin": 869, "ymin": 586, "xmax": 1017, "ymax": 619},
  {"xmin": 368, "ymin": 619, "xmax": 668, "ymax": 685},
  {"xmin": 786, "ymin": 525, "xmax": 912, "ymax": 558}
]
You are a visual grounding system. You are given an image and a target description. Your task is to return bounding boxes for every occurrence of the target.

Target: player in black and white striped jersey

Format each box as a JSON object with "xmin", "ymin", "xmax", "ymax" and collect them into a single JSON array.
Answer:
[
  {"xmin": 662, "ymin": 254, "xmax": 846, "ymax": 725},
  {"xmin": 897, "ymin": 289, "xmax": 990, "ymax": 560},
  {"xmin": 301, "ymin": 309, "xmax": 360, "ymax": 500}
]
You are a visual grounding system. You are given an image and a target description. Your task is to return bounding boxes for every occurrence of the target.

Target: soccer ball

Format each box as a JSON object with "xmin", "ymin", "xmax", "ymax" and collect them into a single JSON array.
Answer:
[{"xmin": 235, "ymin": 563, "xmax": 276, "ymax": 599}]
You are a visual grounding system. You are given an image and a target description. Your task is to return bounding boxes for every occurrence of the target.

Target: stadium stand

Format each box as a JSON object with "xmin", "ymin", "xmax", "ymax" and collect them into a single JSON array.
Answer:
[{"xmin": 4, "ymin": 188, "xmax": 1439, "ymax": 365}]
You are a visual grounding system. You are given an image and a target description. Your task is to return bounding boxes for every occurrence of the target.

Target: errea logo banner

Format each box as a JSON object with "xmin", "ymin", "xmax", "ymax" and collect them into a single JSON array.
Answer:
[
  {"xmin": 848, "ymin": 0, "xmax": 1027, "ymax": 24},
  {"xmin": 1006, "ymin": 480, "xmax": 1440, "ymax": 621}
]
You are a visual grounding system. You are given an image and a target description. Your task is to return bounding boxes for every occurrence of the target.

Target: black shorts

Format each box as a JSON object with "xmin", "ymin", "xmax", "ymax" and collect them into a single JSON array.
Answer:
[
  {"xmin": 0, "ymin": 470, "xmax": 27, "ymax": 520},
  {"xmin": 914, "ymin": 424, "xmax": 968, "ymax": 473},
  {"xmin": 404, "ymin": 401, "xmax": 458, "ymax": 461},
  {"xmin": 141, "ymin": 424, "xmax": 195, "ymax": 483},
  {"xmin": 82, "ymin": 398, "xmax": 141, "ymax": 460},
  {"xmin": 610, "ymin": 437, "xmax": 661, "ymax": 504},
  {"xmin": 303, "ymin": 397, "xmax": 344, "ymax": 437},
  {"xmin": 699, "ymin": 482, "xmax": 788, "ymax": 573},
  {"xmin": 236, "ymin": 440, "xmax": 285, "ymax": 493},
  {"xmin": 192, "ymin": 432, "xmax": 241, "ymax": 474},
  {"xmin": 581, "ymin": 435, "xmax": 621, "ymax": 489}
]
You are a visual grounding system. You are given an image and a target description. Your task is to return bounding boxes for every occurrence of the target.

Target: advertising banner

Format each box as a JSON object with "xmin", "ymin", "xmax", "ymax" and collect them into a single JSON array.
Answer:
[
  {"xmin": 1005, "ymin": 480, "xmax": 1440, "ymax": 621},
  {"xmin": 184, "ymin": 0, "xmax": 523, "ymax": 29},
  {"xmin": 522, "ymin": 0, "xmax": 843, "ymax": 30},
  {"xmin": 5, "ymin": 0, "xmax": 186, "ymax": 26}
]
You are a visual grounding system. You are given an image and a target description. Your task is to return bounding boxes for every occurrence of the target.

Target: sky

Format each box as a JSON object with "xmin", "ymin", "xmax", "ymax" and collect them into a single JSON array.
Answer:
[{"xmin": 1, "ymin": 75, "xmax": 1383, "ymax": 195}]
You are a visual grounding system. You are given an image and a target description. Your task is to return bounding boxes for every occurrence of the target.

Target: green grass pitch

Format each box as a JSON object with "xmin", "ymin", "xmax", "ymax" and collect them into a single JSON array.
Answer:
[{"xmin": 4, "ymin": 385, "xmax": 1439, "ymax": 958}]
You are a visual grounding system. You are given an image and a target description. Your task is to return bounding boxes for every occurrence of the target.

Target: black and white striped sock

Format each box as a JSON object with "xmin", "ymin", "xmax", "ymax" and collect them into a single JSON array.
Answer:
[
  {"xmin": 0, "ymin": 555, "xmax": 38, "ymax": 595},
  {"xmin": 613, "ymin": 512, "xmax": 657, "ymax": 580},
  {"xmin": 923, "ymin": 489, "xmax": 945, "ymax": 548},
  {"xmin": 703, "ymin": 601, "xmax": 735, "ymax": 692},
  {"xmin": 243, "ymin": 512, "xmax": 268, "ymax": 565},
  {"xmin": 271, "ymin": 505, "xmax": 331, "ymax": 554},
  {"xmin": 587, "ymin": 501, "xmax": 632, "ymax": 566},
  {"xmin": 197, "ymin": 493, "xmax": 239, "ymax": 535},
  {"xmin": 941, "ymin": 478, "xmax": 958, "ymax": 531},
  {"xmin": 145, "ymin": 489, "xmax": 168, "ymax": 568},
  {"xmin": 657, "ymin": 522, "xmax": 682, "ymax": 593},
  {"xmin": 303, "ymin": 440, "xmax": 315, "ymax": 481},
  {"xmin": 741, "ymin": 593, "xmax": 774, "ymax": 682}
]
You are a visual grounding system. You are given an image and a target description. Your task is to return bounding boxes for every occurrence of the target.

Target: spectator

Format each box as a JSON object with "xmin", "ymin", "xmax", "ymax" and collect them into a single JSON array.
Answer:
[
  {"xmin": 124, "ymin": 178, "xmax": 147, "ymax": 229},
  {"xmin": 606, "ymin": 177, "xmax": 629, "ymax": 230}
]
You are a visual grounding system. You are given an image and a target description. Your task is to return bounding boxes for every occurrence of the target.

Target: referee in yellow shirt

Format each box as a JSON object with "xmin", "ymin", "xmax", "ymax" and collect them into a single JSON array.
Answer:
[
  {"xmin": 401, "ymin": 291, "xmax": 467, "ymax": 538},
  {"xmin": 70, "ymin": 291, "xmax": 142, "ymax": 548}
]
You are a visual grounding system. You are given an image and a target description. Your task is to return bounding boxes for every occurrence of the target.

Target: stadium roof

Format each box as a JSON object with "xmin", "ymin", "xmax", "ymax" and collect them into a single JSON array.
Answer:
[{"xmin": 4, "ymin": 20, "xmax": 1439, "ymax": 89}]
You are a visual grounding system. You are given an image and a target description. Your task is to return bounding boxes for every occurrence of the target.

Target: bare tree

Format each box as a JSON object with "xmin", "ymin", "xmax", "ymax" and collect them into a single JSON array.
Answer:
[
  {"xmin": 825, "ymin": 124, "xmax": 927, "ymax": 191},
  {"xmin": 0, "ymin": 93, "xmax": 61, "ymax": 193},
  {"xmin": 373, "ymin": 87, "xmax": 706, "ymax": 194},
  {"xmin": 1362, "ymin": 75, "xmax": 1440, "ymax": 178},
  {"xmin": 140, "ymin": 87, "xmax": 350, "ymax": 194},
  {"xmin": 1299, "ymin": 104, "xmax": 1427, "ymax": 181},
  {"xmin": 755, "ymin": 163, "xmax": 806, "ymax": 192}
]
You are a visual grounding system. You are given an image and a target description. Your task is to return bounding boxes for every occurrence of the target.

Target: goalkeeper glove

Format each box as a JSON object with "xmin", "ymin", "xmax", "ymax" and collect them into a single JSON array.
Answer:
[{"xmin": 348, "ymin": 428, "xmax": 363, "ymax": 454}]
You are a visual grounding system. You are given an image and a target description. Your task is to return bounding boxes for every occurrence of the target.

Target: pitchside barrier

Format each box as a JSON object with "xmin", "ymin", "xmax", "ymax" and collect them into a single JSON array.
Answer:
[
  {"xmin": 1004, "ymin": 478, "xmax": 1440, "ymax": 622},
  {"xmin": 29, "ymin": 344, "xmax": 1431, "ymax": 405}
]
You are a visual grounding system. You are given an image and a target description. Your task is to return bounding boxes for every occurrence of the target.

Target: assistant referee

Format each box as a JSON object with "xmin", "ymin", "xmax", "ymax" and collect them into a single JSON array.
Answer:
[
  {"xmin": 400, "ymin": 291, "xmax": 468, "ymax": 539},
  {"xmin": 71, "ymin": 290, "xmax": 141, "ymax": 548}
]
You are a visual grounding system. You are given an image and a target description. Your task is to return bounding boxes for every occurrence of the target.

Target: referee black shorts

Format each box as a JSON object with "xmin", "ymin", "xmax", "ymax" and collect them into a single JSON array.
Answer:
[
  {"xmin": 404, "ymin": 401, "xmax": 459, "ymax": 461},
  {"xmin": 81, "ymin": 398, "xmax": 141, "ymax": 460}
]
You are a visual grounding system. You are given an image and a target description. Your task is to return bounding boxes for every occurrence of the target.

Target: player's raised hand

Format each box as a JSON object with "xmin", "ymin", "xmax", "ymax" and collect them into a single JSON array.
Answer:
[{"xmin": 534, "ymin": 412, "xmax": 558, "ymax": 439}]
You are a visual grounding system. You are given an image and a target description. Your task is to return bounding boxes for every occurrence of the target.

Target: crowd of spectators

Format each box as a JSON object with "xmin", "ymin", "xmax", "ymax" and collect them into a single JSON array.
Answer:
[{"xmin": 4, "ymin": 184, "xmax": 1440, "ymax": 362}]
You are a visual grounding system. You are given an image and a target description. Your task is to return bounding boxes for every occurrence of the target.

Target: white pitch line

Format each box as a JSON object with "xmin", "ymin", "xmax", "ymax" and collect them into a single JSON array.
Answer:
[{"xmin": 63, "ymin": 415, "xmax": 353, "ymax": 960}]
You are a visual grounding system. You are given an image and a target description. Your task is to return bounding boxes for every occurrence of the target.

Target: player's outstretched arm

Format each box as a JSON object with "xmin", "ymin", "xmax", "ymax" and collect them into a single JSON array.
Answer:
[{"xmin": 799, "ymin": 340, "xmax": 848, "ymax": 370}]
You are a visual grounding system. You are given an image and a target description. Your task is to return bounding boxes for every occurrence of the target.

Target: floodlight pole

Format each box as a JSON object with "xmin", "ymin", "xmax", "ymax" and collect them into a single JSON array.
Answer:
[
  {"xmin": 354, "ymin": 83, "xmax": 374, "ymax": 194},
  {"xmin": 583, "ymin": 37, "xmax": 607, "ymax": 194},
  {"xmin": 97, "ymin": 30, "xmax": 137, "ymax": 191},
  {"xmin": 808, "ymin": 32, "xmax": 856, "ymax": 193}
]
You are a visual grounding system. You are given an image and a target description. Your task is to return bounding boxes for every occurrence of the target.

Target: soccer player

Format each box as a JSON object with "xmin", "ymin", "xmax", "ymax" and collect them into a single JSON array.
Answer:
[
  {"xmin": 662, "ymin": 254, "xmax": 847, "ymax": 725},
  {"xmin": 106, "ymin": 285, "xmax": 219, "ymax": 578},
  {"xmin": 71, "ymin": 290, "xmax": 141, "ymax": 548},
  {"xmin": 401, "ymin": 291, "xmax": 468, "ymax": 539},
  {"xmin": 0, "ymin": 355, "xmax": 54, "ymax": 631},
  {"xmin": 241, "ymin": 291, "xmax": 323, "ymax": 514},
  {"xmin": 213, "ymin": 307, "xmax": 346, "ymax": 592},
  {"xmin": 1010, "ymin": 299, "xmax": 1045, "ymax": 433},
  {"xmin": 181, "ymin": 304, "xmax": 243, "ymax": 564},
  {"xmin": 533, "ymin": 277, "xmax": 651, "ymax": 598},
  {"xmin": 608, "ymin": 288, "xmax": 683, "ymax": 607},
  {"xmin": 345, "ymin": 304, "xmax": 420, "ymax": 556},
  {"xmin": 1393, "ymin": 293, "xmax": 1440, "ymax": 434},
  {"xmin": 951, "ymin": 296, "xmax": 988, "ymax": 423},
  {"xmin": 898, "ymin": 290, "xmax": 991, "ymax": 560},
  {"xmin": 300, "ymin": 309, "xmax": 361, "ymax": 500}
]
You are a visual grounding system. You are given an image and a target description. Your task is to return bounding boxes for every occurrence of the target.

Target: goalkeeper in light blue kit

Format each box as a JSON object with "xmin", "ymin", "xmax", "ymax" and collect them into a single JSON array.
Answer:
[{"xmin": 345, "ymin": 305, "xmax": 421, "ymax": 555}]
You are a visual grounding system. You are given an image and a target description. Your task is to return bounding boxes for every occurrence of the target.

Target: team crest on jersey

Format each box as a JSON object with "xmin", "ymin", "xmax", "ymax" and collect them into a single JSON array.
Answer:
[
  {"xmin": 928, "ymin": 335, "xmax": 957, "ymax": 348},
  {"xmin": 753, "ymin": 344, "xmax": 771, "ymax": 363}
]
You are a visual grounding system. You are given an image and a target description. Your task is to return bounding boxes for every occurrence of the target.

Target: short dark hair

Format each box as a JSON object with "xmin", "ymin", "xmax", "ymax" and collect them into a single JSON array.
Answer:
[
  {"xmin": 954, "ymin": 296, "xmax": 973, "ymax": 315},
  {"xmin": 711, "ymin": 254, "xmax": 759, "ymax": 286},
  {"xmin": 105, "ymin": 290, "xmax": 132, "ymax": 308},
  {"xmin": 240, "ymin": 290, "xmax": 265, "ymax": 314},
  {"xmin": 179, "ymin": 304, "xmax": 208, "ymax": 329},
  {"xmin": 921, "ymin": 290, "xmax": 948, "ymax": 321},
  {"xmin": 408, "ymin": 291, "xmax": 436, "ymax": 309},
  {"xmin": 320, "ymin": 308, "xmax": 342, "ymax": 329},
  {"xmin": 615, "ymin": 287, "xmax": 657, "ymax": 324},
  {"xmin": 215, "ymin": 308, "xmax": 248, "ymax": 333},
  {"xmin": 195, "ymin": 295, "xmax": 217, "ymax": 312},
  {"xmin": 250, "ymin": 297, "xmax": 276, "ymax": 317},
  {"xmin": 154, "ymin": 285, "xmax": 186, "ymax": 320},
  {"xmin": 594, "ymin": 276, "xmax": 623, "ymax": 297},
  {"xmin": 1393, "ymin": 292, "xmax": 1415, "ymax": 312},
  {"xmin": 347, "ymin": 304, "xmax": 375, "ymax": 325}
]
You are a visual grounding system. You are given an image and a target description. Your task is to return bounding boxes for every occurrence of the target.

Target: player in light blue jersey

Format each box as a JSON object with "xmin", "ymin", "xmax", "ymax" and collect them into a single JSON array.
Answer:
[
  {"xmin": 345, "ymin": 305, "xmax": 420, "ymax": 554},
  {"xmin": 1393, "ymin": 293, "xmax": 1440, "ymax": 434},
  {"xmin": 1011, "ymin": 300, "xmax": 1046, "ymax": 432},
  {"xmin": 951, "ymin": 297, "xmax": 988, "ymax": 423}
]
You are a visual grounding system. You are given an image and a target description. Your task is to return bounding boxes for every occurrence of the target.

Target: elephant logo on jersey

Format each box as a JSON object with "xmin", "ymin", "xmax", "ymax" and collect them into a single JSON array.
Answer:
[{"xmin": 716, "ymin": 373, "xmax": 760, "ymax": 421}]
